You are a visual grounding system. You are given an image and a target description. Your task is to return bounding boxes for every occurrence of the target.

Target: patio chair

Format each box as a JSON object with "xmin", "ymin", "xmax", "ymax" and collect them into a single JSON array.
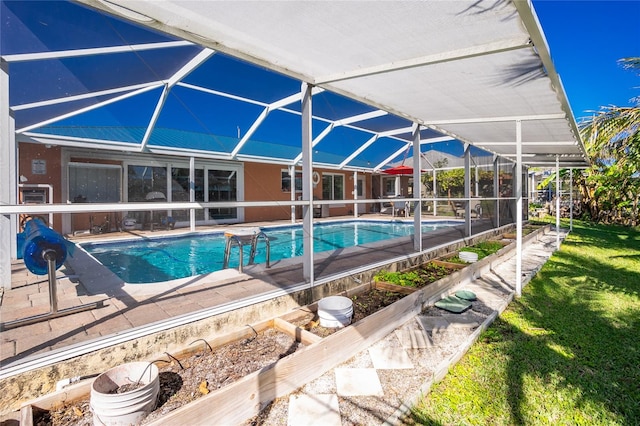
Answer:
[{"xmin": 393, "ymin": 200, "xmax": 408, "ymax": 218}]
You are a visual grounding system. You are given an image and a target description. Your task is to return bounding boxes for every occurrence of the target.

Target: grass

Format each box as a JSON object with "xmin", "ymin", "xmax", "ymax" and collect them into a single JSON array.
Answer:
[{"xmin": 408, "ymin": 219, "xmax": 640, "ymax": 425}]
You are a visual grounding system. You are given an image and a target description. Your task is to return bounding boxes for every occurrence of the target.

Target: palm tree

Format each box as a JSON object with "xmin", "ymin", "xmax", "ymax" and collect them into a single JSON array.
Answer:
[{"xmin": 575, "ymin": 57, "xmax": 640, "ymax": 225}]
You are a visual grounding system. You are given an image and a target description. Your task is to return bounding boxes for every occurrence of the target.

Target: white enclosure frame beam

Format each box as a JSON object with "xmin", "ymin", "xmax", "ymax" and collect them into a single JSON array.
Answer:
[
  {"xmin": 412, "ymin": 124, "xmax": 422, "ymax": 251},
  {"xmin": 463, "ymin": 143, "xmax": 471, "ymax": 237},
  {"xmin": 569, "ymin": 168, "xmax": 573, "ymax": 231},
  {"xmin": 140, "ymin": 49, "xmax": 215, "ymax": 152},
  {"xmin": 189, "ymin": 157, "xmax": 196, "ymax": 232},
  {"xmin": 290, "ymin": 165, "xmax": 296, "ymax": 224},
  {"xmin": 2, "ymin": 41, "xmax": 193, "ymax": 63},
  {"xmin": 556, "ymin": 155, "xmax": 561, "ymax": 249},
  {"xmin": 353, "ymin": 171, "xmax": 358, "ymax": 219},
  {"xmin": 301, "ymin": 82, "xmax": 314, "ymax": 283},
  {"xmin": 16, "ymin": 84, "xmax": 163, "ymax": 134},
  {"xmin": 1, "ymin": 59, "xmax": 17, "ymax": 288},
  {"xmin": 494, "ymin": 156, "xmax": 500, "ymax": 228},
  {"xmin": 515, "ymin": 120, "xmax": 523, "ymax": 297},
  {"xmin": 316, "ymin": 36, "xmax": 531, "ymax": 84}
]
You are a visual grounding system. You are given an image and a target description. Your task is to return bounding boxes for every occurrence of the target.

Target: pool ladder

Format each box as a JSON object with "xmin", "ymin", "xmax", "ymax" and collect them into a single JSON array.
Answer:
[{"xmin": 223, "ymin": 230, "xmax": 271, "ymax": 272}]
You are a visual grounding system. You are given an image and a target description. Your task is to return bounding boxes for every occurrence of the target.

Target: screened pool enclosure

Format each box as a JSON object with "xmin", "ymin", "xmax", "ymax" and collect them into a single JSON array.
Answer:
[{"xmin": 1, "ymin": 0, "xmax": 589, "ymax": 292}]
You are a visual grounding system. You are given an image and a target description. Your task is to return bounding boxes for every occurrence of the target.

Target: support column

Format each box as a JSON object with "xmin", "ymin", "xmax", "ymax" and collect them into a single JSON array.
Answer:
[
  {"xmin": 463, "ymin": 144, "xmax": 471, "ymax": 237},
  {"xmin": 1, "ymin": 59, "xmax": 17, "ymax": 288},
  {"xmin": 556, "ymin": 155, "xmax": 560, "ymax": 249},
  {"xmin": 189, "ymin": 156, "xmax": 196, "ymax": 232},
  {"xmin": 353, "ymin": 171, "xmax": 358, "ymax": 219},
  {"xmin": 290, "ymin": 165, "xmax": 296, "ymax": 223},
  {"xmin": 301, "ymin": 82, "xmax": 314, "ymax": 283},
  {"xmin": 412, "ymin": 124, "xmax": 422, "ymax": 251},
  {"xmin": 474, "ymin": 165, "xmax": 479, "ymax": 197},
  {"xmin": 493, "ymin": 156, "xmax": 500, "ymax": 228},
  {"xmin": 569, "ymin": 168, "xmax": 573, "ymax": 231},
  {"xmin": 432, "ymin": 169, "xmax": 437, "ymax": 216},
  {"xmin": 515, "ymin": 120, "xmax": 523, "ymax": 297}
]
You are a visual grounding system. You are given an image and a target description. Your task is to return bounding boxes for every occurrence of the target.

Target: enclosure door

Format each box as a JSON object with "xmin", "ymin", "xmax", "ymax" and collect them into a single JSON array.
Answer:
[{"xmin": 357, "ymin": 177, "xmax": 367, "ymax": 214}]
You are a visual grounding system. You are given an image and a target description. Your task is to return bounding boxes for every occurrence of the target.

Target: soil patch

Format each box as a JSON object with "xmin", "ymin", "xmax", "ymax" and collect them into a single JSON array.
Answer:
[{"xmin": 36, "ymin": 328, "xmax": 301, "ymax": 426}]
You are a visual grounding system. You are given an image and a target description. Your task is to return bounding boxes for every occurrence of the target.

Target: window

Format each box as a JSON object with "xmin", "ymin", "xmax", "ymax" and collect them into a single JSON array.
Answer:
[
  {"xmin": 69, "ymin": 163, "xmax": 121, "ymax": 203},
  {"xmin": 209, "ymin": 169, "xmax": 237, "ymax": 219},
  {"xmin": 322, "ymin": 173, "xmax": 344, "ymax": 200},
  {"xmin": 383, "ymin": 177, "xmax": 395, "ymax": 196},
  {"xmin": 171, "ymin": 167, "xmax": 205, "ymax": 221},
  {"xmin": 127, "ymin": 165, "xmax": 167, "ymax": 202},
  {"xmin": 281, "ymin": 169, "xmax": 302, "ymax": 192}
]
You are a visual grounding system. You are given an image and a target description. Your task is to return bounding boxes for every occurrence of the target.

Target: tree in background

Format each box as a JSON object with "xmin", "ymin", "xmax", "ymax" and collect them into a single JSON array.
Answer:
[{"xmin": 540, "ymin": 57, "xmax": 639, "ymax": 226}]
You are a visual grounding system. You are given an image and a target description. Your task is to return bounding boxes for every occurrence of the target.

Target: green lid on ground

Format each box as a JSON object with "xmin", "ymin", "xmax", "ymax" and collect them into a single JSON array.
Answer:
[
  {"xmin": 455, "ymin": 290, "xmax": 477, "ymax": 301},
  {"xmin": 435, "ymin": 295, "xmax": 472, "ymax": 313}
]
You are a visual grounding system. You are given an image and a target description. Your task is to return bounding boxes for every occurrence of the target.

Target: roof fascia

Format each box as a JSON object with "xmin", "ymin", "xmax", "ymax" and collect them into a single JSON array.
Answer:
[{"xmin": 512, "ymin": 0, "xmax": 588, "ymax": 163}]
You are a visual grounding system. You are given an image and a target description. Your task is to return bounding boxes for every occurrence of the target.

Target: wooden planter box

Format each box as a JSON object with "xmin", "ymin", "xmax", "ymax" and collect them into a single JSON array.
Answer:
[
  {"xmin": 15, "ymin": 225, "xmax": 552, "ymax": 426},
  {"xmin": 373, "ymin": 279, "xmax": 419, "ymax": 294},
  {"xmin": 431, "ymin": 257, "xmax": 467, "ymax": 270}
]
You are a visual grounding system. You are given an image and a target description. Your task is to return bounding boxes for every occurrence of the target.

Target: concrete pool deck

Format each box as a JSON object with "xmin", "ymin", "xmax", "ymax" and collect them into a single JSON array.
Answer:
[{"xmin": 0, "ymin": 215, "xmax": 496, "ymax": 367}]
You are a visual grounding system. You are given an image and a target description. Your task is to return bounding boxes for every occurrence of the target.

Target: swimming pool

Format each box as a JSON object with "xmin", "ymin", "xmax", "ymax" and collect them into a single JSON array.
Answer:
[{"xmin": 81, "ymin": 220, "xmax": 459, "ymax": 283}]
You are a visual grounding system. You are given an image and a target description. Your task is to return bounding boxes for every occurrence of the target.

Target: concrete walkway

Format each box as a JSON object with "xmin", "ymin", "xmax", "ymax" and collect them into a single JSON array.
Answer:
[{"xmin": 251, "ymin": 230, "xmax": 565, "ymax": 425}]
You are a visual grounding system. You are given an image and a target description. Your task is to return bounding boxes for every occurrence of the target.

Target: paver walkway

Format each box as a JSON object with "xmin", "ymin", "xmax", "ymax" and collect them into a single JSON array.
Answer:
[{"xmin": 251, "ymin": 230, "xmax": 564, "ymax": 425}]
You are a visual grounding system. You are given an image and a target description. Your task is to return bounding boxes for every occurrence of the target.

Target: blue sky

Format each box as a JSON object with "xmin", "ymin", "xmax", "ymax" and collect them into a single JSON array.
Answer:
[{"xmin": 533, "ymin": 0, "xmax": 640, "ymax": 121}]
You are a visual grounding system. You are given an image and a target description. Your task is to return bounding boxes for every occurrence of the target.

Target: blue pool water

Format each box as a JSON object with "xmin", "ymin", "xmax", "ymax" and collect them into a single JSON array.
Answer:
[{"xmin": 81, "ymin": 220, "xmax": 458, "ymax": 283}]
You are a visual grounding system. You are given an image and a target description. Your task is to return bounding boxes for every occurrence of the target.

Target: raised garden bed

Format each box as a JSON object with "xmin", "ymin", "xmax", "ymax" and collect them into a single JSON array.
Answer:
[
  {"xmin": 23, "ymin": 283, "xmax": 415, "ymax": 425},
  {"xmin": 373, "ymin": 262, "xmax": 459, "ymax": 291},
  {"xmin": 14, "ymin": 224, "xmax": 551, "ymax": 426}
]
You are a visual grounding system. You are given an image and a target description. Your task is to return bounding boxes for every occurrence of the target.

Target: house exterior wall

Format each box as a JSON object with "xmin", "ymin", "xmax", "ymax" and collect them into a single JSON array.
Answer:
[
  {"xmin": 18, "ymin": 143, "xmax": 63, "ymax": 232},
  {"xmin": 16, "ymin": 143, "xmax": 375, "ymax": 235}
]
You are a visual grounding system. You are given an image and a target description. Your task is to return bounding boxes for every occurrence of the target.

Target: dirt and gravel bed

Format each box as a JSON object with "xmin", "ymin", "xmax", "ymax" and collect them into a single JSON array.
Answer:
[
  {"xmin": 35, "ymin": 328, "xmax": 302, "ymax": 426},
  {"xmin": 289, "ymin": 288, "xmax": 407, "ymax": 338},
  {"xmin": 245, "ymin": 300, "xmax": 495, "ymax": 426},
  {"xmin": 33, "ymin": 288, "xmax": 408, "ymax": 425}
]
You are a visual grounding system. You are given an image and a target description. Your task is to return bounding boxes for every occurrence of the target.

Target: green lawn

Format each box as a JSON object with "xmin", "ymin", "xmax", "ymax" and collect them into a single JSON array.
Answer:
[{"xmin": 408, "ymin": 220, "xmax": 640, "ymax": 425}]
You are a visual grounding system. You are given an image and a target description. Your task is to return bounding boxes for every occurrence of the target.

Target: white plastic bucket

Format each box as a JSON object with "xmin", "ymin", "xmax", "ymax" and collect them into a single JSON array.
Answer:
[
  {"xmin": 90, "ymin": 362, "xmax": 159, "ymax": 426},
  {"xmin": 459, "ymin": 251, "xmax": 478, "ymax": 263},
  {"xmin": 318, "ymin": 295, "xmax": 353, "ymax": 328}
]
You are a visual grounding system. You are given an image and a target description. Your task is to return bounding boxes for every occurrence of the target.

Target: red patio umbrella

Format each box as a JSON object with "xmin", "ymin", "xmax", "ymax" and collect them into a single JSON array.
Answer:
[{"xmin": 383, "ymin": 165, "xmax": 420, "ymax": 175}]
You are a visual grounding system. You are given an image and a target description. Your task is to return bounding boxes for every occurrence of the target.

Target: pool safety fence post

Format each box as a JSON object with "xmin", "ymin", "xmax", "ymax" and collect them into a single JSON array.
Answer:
[{"xmin": 1, "ymin": 220, "xmax": 104, "ymax": 331}]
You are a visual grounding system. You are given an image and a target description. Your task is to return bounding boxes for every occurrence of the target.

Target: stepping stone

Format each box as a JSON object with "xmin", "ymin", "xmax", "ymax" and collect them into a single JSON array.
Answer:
[
  {"xmin": 416, "ymin": 316, "xmax": 449, "ymax": 332},
  {"xmin": 335, "ymin": 368, "xmax": 383, "ymax": 396},
  {"xmin": 441, "ymin": 314, "xmax": 481, "ymax": 329},
  {"xmin": 369, "ymin": 346, "xmax": 414, "ymax": 369},
  {"xmin": 395, "ymin": 328, "xmax": 435, "ymax": 349},
  {"xmin": 288, "ymin": 394, "xmax": 341, "ymax": 426},
  {"xmin": 435, "ymin": 295, "xmax": 472, "ymax": 313}
]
